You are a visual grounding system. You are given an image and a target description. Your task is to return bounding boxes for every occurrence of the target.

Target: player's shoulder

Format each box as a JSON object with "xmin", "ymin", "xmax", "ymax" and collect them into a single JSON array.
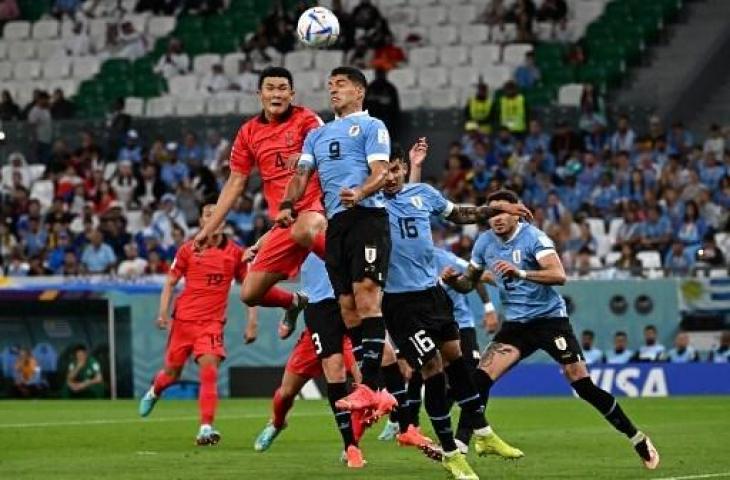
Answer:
[
  {"xmin": 474, "ymin": 229, "xmax": 496, "ymax": 248},
  {"xmin": 521, "ymin": 223, "xmax": 551, "ymax": 242},
  {"xmin": 292, "ymin": 105, "xmax": 323, "ymax": 124},
  {"xmin": 177, "ymin": 240, "xmax": 195, "ymax": 255}
]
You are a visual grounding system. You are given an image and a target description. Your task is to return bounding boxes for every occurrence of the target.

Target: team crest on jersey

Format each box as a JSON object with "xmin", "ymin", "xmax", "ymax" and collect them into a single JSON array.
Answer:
[
  {"xmin": 349, "ymin": 125, "xmax": 361, "ymax": 137},
  {"xmin": 512, "ymin": 249, "xmax": 522, "ymax": 264},
  {"xmin": 285, "ymin": 131, "xmax": 295, "ymax": 147},
  {"xmin": 554, "ymin": 336, "xmax": 567, "ymax": 351},
  {"xmin": 410, "ymin": 195, "xmax": 423, "ymax": 209},
  {"xmin": 364, "ymin": 246, "xmax": 377, "ymax": 264}
]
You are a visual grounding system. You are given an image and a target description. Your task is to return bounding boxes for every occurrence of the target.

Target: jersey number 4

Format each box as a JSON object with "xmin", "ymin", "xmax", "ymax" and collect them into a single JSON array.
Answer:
[
  {"xmin": 275, "ymin": 152, "xmax": 286, "ymax": 169},
  {"xmin": 398, "ymin": 217, "xmax": 418, "ymax": 239}
]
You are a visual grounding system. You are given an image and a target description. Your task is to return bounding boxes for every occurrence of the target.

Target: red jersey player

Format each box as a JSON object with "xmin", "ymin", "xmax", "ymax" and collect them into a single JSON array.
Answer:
[
  {"xmin": 138, "ymin": 204, "xmax": 249, "ymax": 445},
  {"xmin": 194, "ymin": 67, "xmax": 326, "ymax": 338}
]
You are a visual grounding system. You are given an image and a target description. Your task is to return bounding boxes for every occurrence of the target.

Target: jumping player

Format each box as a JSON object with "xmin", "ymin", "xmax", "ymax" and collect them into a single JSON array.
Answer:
[
  {"xmin": 278, "ymin": 66, "xmax": 395, "ymax": 413},
  {"xmin": 138, "ymin": 204, "xmax": 247, "ymax": 445},
  {"xmin": 194, "ymin": 67, "xmax": 326, "ymax": 336},
  {"xmin": 253, "ymin": 253, "xmax": 367, "ymax": 468},
  {"xmin": 380, "ymin": 152, "xmax": 527, "ymax": 479},
  {"xmin": 442, "ymin": 189, "xmax": 661, "ymax": 470}
]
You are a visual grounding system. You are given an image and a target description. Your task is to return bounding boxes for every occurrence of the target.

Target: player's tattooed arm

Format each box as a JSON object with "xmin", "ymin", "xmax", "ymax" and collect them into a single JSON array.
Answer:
[
  {"xmin": 446, "ymin": 203, "xmax": 534, "ymax": 224},
  {"xmin": 441, "ymin": 263, "xmax": 483, "ymax": 293},
  {"xmin": 277, "ymin": 163, "xmax": 314, "ymax": 226}
]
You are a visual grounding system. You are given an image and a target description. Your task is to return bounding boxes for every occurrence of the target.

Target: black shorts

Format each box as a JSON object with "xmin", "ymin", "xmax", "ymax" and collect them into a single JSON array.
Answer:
[
  {"xmin": 459, "ymin": 327, "xmax": 481, "ymax": 367},
  {"xmin": 303, "ymin": 299, "xmax": 346, "ymax": 359},
  {"xmin": 492, "ymin": 317, "xmax": 583, "ymax": 365},
  {"xmin": 325, "ymin": 206, "xmax": 391, "ymax": 296},
  {"xmin": 383, "ymin": 286, "xmax": 460, "ymax": 368}
]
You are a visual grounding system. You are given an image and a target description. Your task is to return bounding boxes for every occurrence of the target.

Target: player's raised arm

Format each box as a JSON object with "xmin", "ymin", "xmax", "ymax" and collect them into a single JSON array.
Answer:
[
  {"xmin": 407, "ymin": 137, "xmax": 428, "ymax": 183},
  {"xmin": 445, "ymin": 202, "xmax": 533, "ymax": 225},
  {"xmin": 277, "ymin": 134, "xmax": 317, "ymax": 226}
]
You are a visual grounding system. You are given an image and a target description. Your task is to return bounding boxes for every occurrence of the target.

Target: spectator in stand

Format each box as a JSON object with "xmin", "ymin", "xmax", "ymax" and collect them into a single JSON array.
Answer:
[
  {"xmin": 135, "ymin": 0, "xmax": 182, "ymax": 15},
  {"xmin": 270, "ymin": 18, "xmax": 295, "ymax": 55},
  {"xmin": 5, "ymin": 248, "xmax": 30, "ymax": 276},
  {"xmin": 364, "ymin": 69, "xmax": 401, "ymax": 140},
  {"xmin": 232, "ymin": 59, "xmax": 258, "ymax": 94},
  {"xmin": 154, "ymin": 38, "xmax": 190, "ymax": 79},
  {"xmin": 479, "ymin": 0, "xmax": 508, "ymax": 25},
  {"xmin": 144, "ymin": 249, "xmax": 169, "ymax": 274},
  {"xmin": 666, "ymin": 331, "xmax": 699, "ymax": 363},
  {"xmin": 28, "ymin": 255, "xmax": 52, "ymax": 276},
  {"xmin": 578, "ymin": 84, "xmax": 606, "ymax": 133},
  {"xmin": 509, "ymin": 0, "xmax": 536, "ymax": 42},
  {"xmin": 703, "ymin": 124, "xmax": 725, "ymax": 158},
  {"xmin": 370, "ymin": 33, "xmax": 406, "ymax": 71},
  {"xmin": 241, "ymin": 32, "xmax": 279, "ymax": 71},
  {"xmin": 565, "ymin": 42, "xmax": 585, "ymax": 65},
  {"xmin": 464, "ymin": 83, "xmax": 495, "ymax": 135},
  {"xmin": 117, "ymin": 242, "xmax": 147, "ymax": 277},
  {"xmin": 639, "ymin": 205, "xmax": 672, "ymax": 253},
  {"xmin": 589, "ymin": 172, "xmax": 619, "ymax": 217},
  {"xmin": 160, "ymin": 143, "xmax": 189, "ymax": 189},
  {"xmin": 606, "ymin": 331, "xmax": 634, "ymax": 364},
  {"xmin": 537, "ymin": 0, "xmax": 567, "ymax": 22},
  {"xmin": 106, "ymin": 98, "xmax": 131, "ymax": 155},
  {"xmin": 609, "ymin": 114, "xmax": 636, "ymax": 153},
  {"xmin": 45, "ymin": 198, "xmax": 73, "ymax": 228},
  {"xmin": 664, "ymin": 240, "xmax": 695, "ymax": 275},
  {"xmin": 498, "ymin": 81, "xmax": 527, "ymax": 136},
  {"xmin": 0, "ymin": 0, "xmax": 20, "ymax": 25},
  {"xmin": 699, "ymin": 151, "xmax": 726, "ymax": 191},
  {"xmin": 134, "ymin": 162, "xmax": 166, "ymax": 208},
  {"xmin": 202, "ymin": 129, "xmax": 229, "ymax": 172},
  {"xmin": 53, "ymin": 0, "xmax": 81, "ymax": 19},
  {"xmin": 61, "ymin": 249, "xmax": 82, "ymax": 276},
  {"xmin": 0, "ymin": 90, "xmax": 21, "ymax": 121},
  {"xmin": 246, "ymin": 214, "xmax": 270, "ymax": 247},
  {"xmin": 81, "ymin": 229, "xmax": 116, "ymax": 274},
  {"xmin": 151, "ymin": 193, "xmax": 188, "ymax": 246},
  {"xmin": 351, "ymin": 0, "xmax": 383, "ymax": 31},
  {"xmin": 524, "ymin": 119, "xmax": 550, "ymax": 154},
  {"xmin": 118, "ymin": 130, "xmax": 144, "ymax": 164},
  {"xmin": 1, "ymin": 152, "xmax": 31, "ymax": 191},
  {"xmin": 615, "ymin": 207, "xmax": 642, "ymax": 251},
  {"xmin": 93, "ymin": 181, "xmax": 117, "ymax": 215},
  {"xmin": 614, "ymin": 243, "xmax": 642, "ymax": 277},
  {"xmin": 62, "ymin": 345, "xmax": 104, "ymax": 399},
  {"xmin": 347, "ymin": 36, "xmax": 373, "ymax": 70},
  {"xmin": 110, "ymin": 160, "xmax": 138, "ymax": 208},
  {"xmin": 47, "ymin": 231, "xmax": 72, "ymax": 273},
  {"xmin": 50, "ymin": 89, "xmax": 75, "ymax": 120},
  {"xmin": 13, "ymin": 347, "xmax": 45, "ymax": 398},
  {"xmin": 178, "ymin": 132, "xmax": 204, "ymax": 167},
  {"xmin": 709, "ymin": 331, "xmax": 730, "ymax": 363},
  {"xmin": 696, "ymin": 233, "xmax": 726, "ymax": 267},
  {"xmin": 0, "ymin": 220, "xmax": 18, "ymax": 261},
  {"xmin": 583, "ymin": 119, "xmax": 609, "ymax": 153},
  {"xmin": 581, "ymin": 330, "xmax": 604, "ymax": 365},
  {"xmin": 667, "ymin": 121, "xmax": 694, "ymax": 155},
  {"xmin": 513, "ymin": 51, "xmax": 541, "ymax": 89},
  {"xmin": 28, "ymin": 91, "xmax": 53, "ymax": 165},
  {"xmin": 22, "ymin": 216, "xmax": 48, "ymax": 258},
  {"xmin": 635, "ymin": 325, "xmax": 666, "ymax": 362},
  {"xmin": 647, "ymin": 115, "xmax": 665, "ymax": 144},
  {"xmin": 676, "ymin": 200, "xmax": 707, "ymax": 251},
  {"xmin": 62, "ymin": 21, "xmax": 91, "ymax": 57},
  {"xmin": 697, "ymin": 187, "xmax": 725, "ymax": 230},
  {"xmin": 200, "ymin": 63, "xmax": 231, "ymax": 94},
  {"xmin": 114, "ymin": 21, "xmax": 148, "ymax": 61},
  {"xmin": 550, "ymin": 119, "xmax": 582, "ymax": 164}
]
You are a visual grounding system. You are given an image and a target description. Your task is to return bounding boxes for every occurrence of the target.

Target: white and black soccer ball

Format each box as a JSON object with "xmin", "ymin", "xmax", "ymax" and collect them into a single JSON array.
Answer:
[{"xmin": 296, "ymin": 6, "xmax": 340, "ymax": 48}]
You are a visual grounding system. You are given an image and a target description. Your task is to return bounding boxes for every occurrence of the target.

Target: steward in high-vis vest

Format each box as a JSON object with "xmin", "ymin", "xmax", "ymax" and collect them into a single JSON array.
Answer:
[
  {"xmin": 498, "ymin": 81, "xmax": 527, "ymax": 135},
  {"xmin": 464, "ymin": 83, "xmax": 494, "ymax": 134}
]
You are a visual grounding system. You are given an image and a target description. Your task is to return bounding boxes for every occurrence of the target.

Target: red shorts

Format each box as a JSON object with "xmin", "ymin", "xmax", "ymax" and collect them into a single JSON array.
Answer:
[
  {"xmin": 164, "ymin": 320, "xmax": 225, "ymax": 367},
  {"xmin": 285, "ymin": 330, "xmax": 357, "ymax": 379},
  {"xmin": 249, "ymin": 225, "xmax": 310, "ymax": 279}
]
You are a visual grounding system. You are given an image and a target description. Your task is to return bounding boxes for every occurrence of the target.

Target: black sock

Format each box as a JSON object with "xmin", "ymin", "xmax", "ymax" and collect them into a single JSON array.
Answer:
[
  {"xmin": 445, "ymin": 357, "xmax": 488, "ymax": 431},
  {"xmin": 407, "ymin": 371, "xmax": 423, "ymax": 427},
  {"xmin": 347, "ymin": 325, "xmax": 363, "ymax": 363},
  {"xmin": 327, "ymin": 382, "xmax": 356, "ymax": 448},
  {"xmin": 572, "ymin": 377, "xmax": 638, "ymax": 438},
  {"xmin": 454, "ymin": 358, "xmax": 481, "ymax": 445},
  {"xmin": 424, "ymin": 372, "xmax": 457, "ymax": 452},
  {"xmin": 472, "ymin": 368, "xmax": 494, "ymax": 407},
  {"xmin": 360, "ymin": 317, "xmax": 385, "ymax": 390},
  {"xmin": 382, "ymin": 363, "xmax": 409, "ymax": 433}
]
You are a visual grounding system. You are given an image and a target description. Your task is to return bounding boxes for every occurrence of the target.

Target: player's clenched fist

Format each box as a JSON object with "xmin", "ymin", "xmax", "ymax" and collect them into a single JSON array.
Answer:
[
  {"xmin": 493, "ymin": 260, "xmax": 520, "ymax": 278},
  {"xmin": 339, "ymin": 187, "xmax": 363, "ymax": 208},
  {"xmin": 156, "ymin": 315, "xmax": 170, "ymax": 330},
  {"xmin": 440, "ymin": 266, "xmax": 461, "ymax": 285},
  {"xmin": 275, "ymin": 208, "xmax": 295, "ymax": 227}
]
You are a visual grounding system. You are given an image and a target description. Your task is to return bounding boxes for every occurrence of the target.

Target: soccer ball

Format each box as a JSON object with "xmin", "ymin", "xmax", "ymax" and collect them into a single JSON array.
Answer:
[{"xmin": 296, "ymin": 6, "xmax": 340, "ymax": 48}]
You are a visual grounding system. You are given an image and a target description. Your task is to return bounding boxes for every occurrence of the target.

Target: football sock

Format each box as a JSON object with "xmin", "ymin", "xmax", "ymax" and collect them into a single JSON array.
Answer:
[
  {"xmin": 259, "ymin": 287, "xmax": 294, "ymax": 309},
  {"xmin": 198, "ymin": 364, "xmax": 218, "ymax": 425},
  {"xmin": 382, "ymin": 363, "xmax": 409, "ymax": 433},
  {"xmin": 347, "ymin": 325, "xmax": 363, "ymax": 363},
  {"xmin": 473, "ymin": 368, "xmax": 494, "ymax": 406},
  {"xmin": 360, "ymin": 317, "xmax": 385, "ymax": 390},
  {"xmin": 311, "ymin": 232, "xmax": 326, "ymax": 260},
  {"xmin": 571, "ymin": 377, "xmax": 638, "ymax": 438},
  {"xmin": 272, "ymin": 387, "xmax": 295, "ymax": 429},
  {"xmin": 152, "ymin": 369, "xmax": 177, "ymax": 396},
  {"xmin": 406, "ymin": 371, "xmax": 423, "ymax": 427},
  {"xmin": 327, "ymin": 382, "xmax": 356, "ymax": 448},
  {"xmin": 424, "ymin": 372, "xmax": 457, "ymax": 453},
  {"xmin": 445, "ymin": 357, "xmax": 489, "ymax": 432}
]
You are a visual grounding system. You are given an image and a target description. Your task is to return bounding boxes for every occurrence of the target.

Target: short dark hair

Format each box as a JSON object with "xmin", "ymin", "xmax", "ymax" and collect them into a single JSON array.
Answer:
[
  {"xmin": 330, "ymin": 66, "xmax": 368, "ymax": 89},
  {"xmin": 74, "ymin": 344, "xmax": 88, "ymax": 353},
  {"xmin": 615, "ymin": 331, "xmax": 627, "ymax": 338},
  {"xmin": 390, "ymin": 145, "xmax": 408, "ymax": 169},
  {"xmin": 644, "ymin": 324, "xmax": 657, "ymax": 332},
  {"xmin": 258, "ymin": 67, "xmax": 294, "ymax": 90},
  {"xmin": 486, "ymin": 189, "xmax": 520, "ymax": 204},
  {"xmin": 582, "ymin": 330, "xmax": 595, "ymax": 338}
]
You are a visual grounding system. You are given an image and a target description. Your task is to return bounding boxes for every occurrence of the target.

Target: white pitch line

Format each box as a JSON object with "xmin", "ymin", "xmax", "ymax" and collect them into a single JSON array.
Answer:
[
  {"xmin": 0, "ymin": 411, "xmax": 330, "ymax": 429},
  {"xmin": 654, "ymin": 473, "xmax": 730, "ymax": 480}
]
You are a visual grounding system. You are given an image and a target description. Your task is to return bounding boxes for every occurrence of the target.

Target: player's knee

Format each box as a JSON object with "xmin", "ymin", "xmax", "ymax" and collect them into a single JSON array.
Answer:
[
  {"xmin": 563, "ymin": 362, "xmax": 589, "ymax": 383},
  {"xmin": 420, "ymin": 355, "xmax": 442, "ymax": 379},
  {"xmin": 240, "ymin": 286, "xmax": 260, "ymax": 306},
  {"xmin": 322, "ymin": 355, "xmax": 346, "ymax": 382}
]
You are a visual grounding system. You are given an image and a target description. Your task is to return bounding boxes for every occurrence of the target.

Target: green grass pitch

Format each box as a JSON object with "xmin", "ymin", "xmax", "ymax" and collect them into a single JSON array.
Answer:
[{"xmin": 1, "ymin": 396, "xmax": 729, "ymax": 479}]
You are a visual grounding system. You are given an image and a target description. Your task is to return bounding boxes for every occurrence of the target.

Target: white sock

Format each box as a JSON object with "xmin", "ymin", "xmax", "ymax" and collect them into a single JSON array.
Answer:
[
  {"xmin": 147, "ymin": 386, "xmax": 157, "ymax": 398},
  {"xmin": 630, "ymin": 431, "xmax": 646, "ymax": 446},
  {"xmin": 443, "ymin": 448, "xmax": 459, "ymax": 458},
  {"xmin": 474, "ymin": 426, "xmax": 493, "ymax": 437}
]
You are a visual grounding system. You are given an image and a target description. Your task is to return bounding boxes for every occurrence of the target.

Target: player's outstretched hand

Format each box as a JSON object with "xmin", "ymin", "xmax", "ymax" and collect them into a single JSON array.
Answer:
[
  {"xmin": 340, "ymin": 187, "xmax": 362, "ymax": 208},
  {"xmin": 409, "ymin": 137, "xmax": 428, "ymax": 168},
  {"xmin": 500, "ymin": 203, "xmax": 533, "ymax": 222},
  {"xmin": 243, "ymin": 244, "xmax": 259, "ymax": 263},
  {"xmin": 493, "ymin": 260, "xmax": 519, "ymax": 278},
  {"xmin": 156, "ymin": 315, "xmax": 170, "ymax": 330},
  {"xmin": 193, "ymin": 230, "xmax": 208, "ymax": 251},
  {"xmin": 275, "ymin": 208, "xmax": 295, "ymax": 227},
  {"xmin": 440, "ymin": 266, "xmax": 461, "ymax": 285}
]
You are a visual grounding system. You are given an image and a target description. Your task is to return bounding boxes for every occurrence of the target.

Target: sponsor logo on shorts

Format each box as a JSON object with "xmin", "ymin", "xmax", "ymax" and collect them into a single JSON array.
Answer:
[
  {"xmin": 365, "ymin": 246, "xmax": 377, "ymax": 264},
  {"xmin": 554, "ymin": 336, "xmax": 567, "ymax": 351}
]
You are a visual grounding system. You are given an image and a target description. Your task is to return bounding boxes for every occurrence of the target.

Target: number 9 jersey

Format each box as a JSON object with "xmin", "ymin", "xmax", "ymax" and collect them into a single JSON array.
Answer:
[{"xmin": 229, "ymin": 106, "xmax": 324, "ymax": 219}]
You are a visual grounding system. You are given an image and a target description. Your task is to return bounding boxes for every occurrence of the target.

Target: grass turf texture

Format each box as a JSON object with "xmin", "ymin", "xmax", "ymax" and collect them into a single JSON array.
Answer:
[{"xmin": 1, "ymin": 397, "xmax": 728, "ymax": 479}]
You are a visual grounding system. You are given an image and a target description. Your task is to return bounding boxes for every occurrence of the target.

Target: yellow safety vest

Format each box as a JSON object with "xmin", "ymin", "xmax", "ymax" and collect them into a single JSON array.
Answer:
[
  {"xmin": 500, "ymin": 94, "xmax": 526, "ymax": 133},
  {"xmin": 467, "ymin": 97, "xmax": 493, "ymax": 133}
]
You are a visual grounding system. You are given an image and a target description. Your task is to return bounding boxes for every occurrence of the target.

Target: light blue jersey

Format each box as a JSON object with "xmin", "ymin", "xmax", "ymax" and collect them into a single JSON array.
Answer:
[
  {"xmin": 299, "ymin": 110, "xmax": 390, "ymax": 219},
  {"xmin": 470, "ymin": 223, "xmax": 567, "ymax": 322},
  {"xmin": 582, "ymin": 348, "xmax": 605, "ymax": 365},
  {"xmin": 300, "ymin": 253, "xmax": 335, "ymax": 303},
  {"xmin": 666, "ymin": 346, "xmax": 699, "ymax": 363},
  {"xmin": 636, "ymin": 344, "xmax": 666, "ymax": 362},
  {"xmin": 384, "ymin": 183, "xmax": 454, "ymax": 293},
  {"xmin": 433, "ymin": 247, "xmax": 475, "ymax": 329},
  {"xmin": 606, "ymin": 349, "xmax": 634, "ymax": 364}
]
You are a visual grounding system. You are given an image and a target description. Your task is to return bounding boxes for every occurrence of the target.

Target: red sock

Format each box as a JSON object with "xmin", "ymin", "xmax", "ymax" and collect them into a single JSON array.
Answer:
[
  {"xmin": 199, "ymin": 364, "xmax": 218, "ymax": 425},
  {"xmin": 260, "ymin": 286, "xmax": 294, "ymax": 309},
  {"xmin": 311, "ymin": 232, "xmax": 326, "ymax": 260},
  {"xmin": 152, "ymin": 369, "xmax": 177, "ymax": 396},
  {"xmin": 272, "ymin": 387, "xmax": 295, "ymax": 429}
]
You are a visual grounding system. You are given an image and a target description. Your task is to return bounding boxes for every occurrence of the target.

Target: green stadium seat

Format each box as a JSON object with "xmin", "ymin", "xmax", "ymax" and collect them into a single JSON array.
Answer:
[
  {"xmin": 204, "ymin": 15, "xmax": 235, "ymax": 35},
  {"xmin": 175, "ymin": 16, "xmax": 204, "ymax": 36},
  {"xmin": 100, "ymin": 59, "xmax": 132, "ymax": 77},
  {"xmin": 134, "ymin": 76, "xmax": 167, "ymax": 98}
]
